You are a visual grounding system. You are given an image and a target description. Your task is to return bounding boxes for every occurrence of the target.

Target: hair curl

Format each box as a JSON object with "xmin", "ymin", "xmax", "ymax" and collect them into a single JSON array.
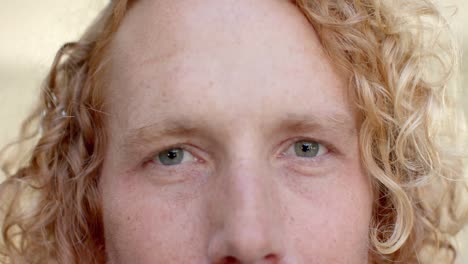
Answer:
[{"xmin": 1, "ymin": 0, "xmax": 467, "ymax": 263}]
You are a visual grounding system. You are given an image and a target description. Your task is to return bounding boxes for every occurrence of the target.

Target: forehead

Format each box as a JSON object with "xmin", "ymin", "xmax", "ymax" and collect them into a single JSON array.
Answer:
[
  {"xmin": 110, "ymin": 0, "xmax": 324, "ymax": 65},
  {"xmin": 104, "ymin": 0, "xmax": 355, "ymax": 133}
]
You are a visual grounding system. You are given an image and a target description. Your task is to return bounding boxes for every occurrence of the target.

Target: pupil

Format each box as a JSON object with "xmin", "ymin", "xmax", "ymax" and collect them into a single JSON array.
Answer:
[
  {"xmin": 302, "ymin": 143, "xmax": 312, "ymax": 152},
  {"xmin": 167, "ymin": 150, "xmax": 178, "ymax": 159}
]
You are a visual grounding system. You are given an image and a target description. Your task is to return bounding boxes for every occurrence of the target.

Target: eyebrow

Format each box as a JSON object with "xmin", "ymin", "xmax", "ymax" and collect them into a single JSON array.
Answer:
[
  {"xmin": 121, "ymin": 111, "xmax": 355, "ymax": 150},
  {"xmin": 277, "ymin": 112, "xmax": 356, "ymax": 136},
  {"xmin": 122, "ymin": 118, "xmax": 205, "ymax": 150}
]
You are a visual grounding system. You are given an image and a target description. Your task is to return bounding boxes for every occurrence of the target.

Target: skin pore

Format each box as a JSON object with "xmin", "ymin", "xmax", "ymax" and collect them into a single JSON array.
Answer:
[{"xmin": 99, "ymin": 0, "xmax": 374, "ymax": 263}]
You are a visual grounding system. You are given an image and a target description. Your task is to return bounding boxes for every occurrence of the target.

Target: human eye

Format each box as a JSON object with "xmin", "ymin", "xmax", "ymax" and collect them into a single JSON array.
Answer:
[
  {"xmin": 152, "ymin": 147, "xmax": 196, "ymax": 166},
  {"xmin": 284, "ymin": 140, "xmax": 329, "ymax": 158}
]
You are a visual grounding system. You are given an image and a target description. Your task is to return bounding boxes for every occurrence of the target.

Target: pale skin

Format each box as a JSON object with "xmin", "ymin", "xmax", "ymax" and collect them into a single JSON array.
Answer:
[{"xmin": 99, "ymin": 0, "xmax": 373, "ymax": 263}]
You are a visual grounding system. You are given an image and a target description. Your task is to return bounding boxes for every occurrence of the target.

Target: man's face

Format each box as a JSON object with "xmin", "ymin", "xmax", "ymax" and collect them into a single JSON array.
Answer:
[{"xmin": 100, "ymin": 0, "xmax": 373, "ymax": 263}]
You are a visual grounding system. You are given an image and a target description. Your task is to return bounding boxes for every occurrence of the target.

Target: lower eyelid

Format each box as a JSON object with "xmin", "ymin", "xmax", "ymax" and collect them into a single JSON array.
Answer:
[{"xmin": 281, "ymin": 152, "xmax": 333, "ymax": 170}]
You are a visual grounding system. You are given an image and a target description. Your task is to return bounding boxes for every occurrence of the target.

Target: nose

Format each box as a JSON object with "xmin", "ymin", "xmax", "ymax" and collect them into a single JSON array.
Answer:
[{"xmin": 207, "ymin": 159, "xmax": 285, "ymax": 264}]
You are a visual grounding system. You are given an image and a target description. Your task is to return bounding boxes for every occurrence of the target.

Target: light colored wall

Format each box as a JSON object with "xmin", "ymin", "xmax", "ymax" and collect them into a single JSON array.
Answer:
[{"xmin": 0, "ymin": 0, "xmax": 467, "ymax": 262}]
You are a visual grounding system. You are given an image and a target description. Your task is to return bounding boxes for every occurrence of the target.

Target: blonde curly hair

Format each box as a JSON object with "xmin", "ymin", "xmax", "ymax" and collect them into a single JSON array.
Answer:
[{"xmin": 1, "ymin": 0, "xmax": 467, "ymax": 263}]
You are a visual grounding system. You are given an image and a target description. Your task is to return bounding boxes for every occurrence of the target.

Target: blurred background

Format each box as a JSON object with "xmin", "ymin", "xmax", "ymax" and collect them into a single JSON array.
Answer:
[{"xmin": 0, "ymin": 0, "xmax": 467, "ymax": 262}]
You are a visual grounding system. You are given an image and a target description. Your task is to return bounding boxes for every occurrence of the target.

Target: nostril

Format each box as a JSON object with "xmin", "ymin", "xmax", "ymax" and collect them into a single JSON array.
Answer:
[
  {"xmin": 264, "ymin": 253, "xmax": 279, "ymax": 262},
  {"xmin": 219, "ymin": 254, "xmax": 277, "ymax": 264},
  {"xmin": 223, "ymin": 256, "xmax": 238, "ymax": 264}
]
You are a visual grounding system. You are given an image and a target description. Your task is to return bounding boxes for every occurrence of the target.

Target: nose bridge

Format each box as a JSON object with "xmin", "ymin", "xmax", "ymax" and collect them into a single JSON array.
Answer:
[
  {"xmin": 208, "ymin": 153, "xmax": 284, "ymax": 263},
  {"xmin": 226, "ymin": 159, "xmax": 273, "ymax": 230}
]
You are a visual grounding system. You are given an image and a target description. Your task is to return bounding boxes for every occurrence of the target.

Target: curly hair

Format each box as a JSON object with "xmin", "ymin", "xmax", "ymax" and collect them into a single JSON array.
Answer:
[{"xmin": 1, "ymin": 0, "xmax": 467, "ymax": 263}]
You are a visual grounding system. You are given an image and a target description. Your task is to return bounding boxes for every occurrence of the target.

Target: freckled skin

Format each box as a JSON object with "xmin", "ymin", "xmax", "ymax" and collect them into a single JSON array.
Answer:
[{"xmin": 99, "ymin": 0, "xmax": 373, "ymax": 263}]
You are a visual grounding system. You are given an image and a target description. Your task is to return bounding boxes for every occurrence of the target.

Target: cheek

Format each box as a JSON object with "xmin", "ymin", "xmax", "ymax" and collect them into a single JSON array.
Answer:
[
  {"xmin": 281, "ymin": 165, "xmax": 373, "ymax": 262},
  {"xmin": 100, "ymin": 171, "xmax": 209, "ymax": 263}
]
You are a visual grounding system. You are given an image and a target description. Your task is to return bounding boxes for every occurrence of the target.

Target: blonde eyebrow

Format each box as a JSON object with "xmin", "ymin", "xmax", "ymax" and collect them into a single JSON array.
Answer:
[
  {"xmin": 123, "ymin": 118, "xmax": 204, "ymax": 146},
  {"xmin": 119, "ymin": 111, "xmax": 356, "ymax": 158},
  {"xmin": 278, "ymin": 112, "xmax": 356, "ymax": 135}
]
